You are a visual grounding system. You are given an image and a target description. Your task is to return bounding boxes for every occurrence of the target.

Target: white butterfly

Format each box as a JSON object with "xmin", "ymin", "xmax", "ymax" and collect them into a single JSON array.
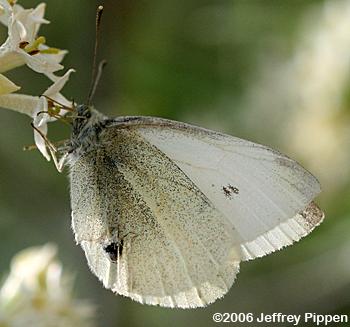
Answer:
[{"xmin": 64, "ymin": 105, "xmax": 324, "ymax": 309}]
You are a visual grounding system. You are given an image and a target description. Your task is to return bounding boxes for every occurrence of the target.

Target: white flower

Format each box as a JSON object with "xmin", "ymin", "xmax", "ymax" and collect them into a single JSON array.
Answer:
[
  {"xmin": 0, "ymin": 72, "xmax": 19, "ymax": 94},
  {"xmin": 33, "ymin": 68, "xmax": 75, "ymax": 160},
  {"xmin": 0, "ymin": 1, "xmax": 75, "ymax": 168},
  {"xmin": 0, "ymin": 244, "xmax": 96, "ymax": 327},
  {"xmin": 0, "ymin": 0, "xmax": 13, "ymax": 26},
  {"xmin": 0, "ymin": 1, "xmax": 66, "ymax": 74},
  {"xmin": 0, "ymin": 69, "xmax": 75, "ymax": 160},
  {"xmin": 0, "ymin": 1, "xmax": 74, "ymax": 164}
]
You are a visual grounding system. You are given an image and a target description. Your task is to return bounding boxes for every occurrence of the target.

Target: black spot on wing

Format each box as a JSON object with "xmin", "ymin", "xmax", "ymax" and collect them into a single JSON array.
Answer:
[
  {"xmin": 103, "ymin": 240, "xmax": 124, "ymax": 262},
  {"xmin": 222, "ymin": 184, "xmax": 239, "ymax": 199}
]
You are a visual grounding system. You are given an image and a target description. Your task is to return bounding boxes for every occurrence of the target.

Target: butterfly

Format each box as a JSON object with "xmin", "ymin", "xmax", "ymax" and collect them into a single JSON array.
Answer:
[
  {"xmin": 57, "ymin": 103, "xmax": 324, "ymax": 308},
  {"xmin": 33, "ymin": 4, "xmax": 324, "ymax": 309}
]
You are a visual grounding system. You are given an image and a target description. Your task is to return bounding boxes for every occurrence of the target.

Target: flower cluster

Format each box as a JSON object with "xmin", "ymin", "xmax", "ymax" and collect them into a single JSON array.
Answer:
[
  {"xmin": 0, "ymin": 0, "xmax": 74, "ymax": 162},
  {"xmin": 0, "ymin": 244, "xmax": 96, "ymax": 327}
]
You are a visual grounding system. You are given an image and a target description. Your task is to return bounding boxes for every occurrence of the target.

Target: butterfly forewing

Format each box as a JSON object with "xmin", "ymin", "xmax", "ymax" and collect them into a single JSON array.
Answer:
[{"xmin": 109, "ymin": 116, "xmax": 324, "ymax": 260}]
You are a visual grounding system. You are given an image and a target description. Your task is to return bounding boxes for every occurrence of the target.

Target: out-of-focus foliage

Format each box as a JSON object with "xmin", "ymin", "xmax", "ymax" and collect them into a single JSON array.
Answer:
[{"xmin": 0, "ymin": 0, "xmax": 349, "ymax": 326}]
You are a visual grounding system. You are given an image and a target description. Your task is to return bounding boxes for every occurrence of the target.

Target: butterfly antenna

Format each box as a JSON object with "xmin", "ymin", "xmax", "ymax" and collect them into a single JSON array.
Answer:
[
  {"xmin": 87, "ymin": 5, "xmax": 106, "ymax": 105},
  {"xmin": 90, "ymin": 59, "xmax": 107, "ymax": 104}
]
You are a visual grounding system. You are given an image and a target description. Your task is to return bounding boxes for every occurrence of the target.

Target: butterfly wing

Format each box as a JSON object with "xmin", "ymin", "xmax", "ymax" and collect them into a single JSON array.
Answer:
[
  {"xmin": 70, "ymin": 115, "xmax": 324, "ymax": 308},
  {"xmin": 70, "ymin": 127, "xmax": 241, "ymax": 308},
  {"xmin": 108, "ymin": 116, "xmax": 324, "ymax": 261}
]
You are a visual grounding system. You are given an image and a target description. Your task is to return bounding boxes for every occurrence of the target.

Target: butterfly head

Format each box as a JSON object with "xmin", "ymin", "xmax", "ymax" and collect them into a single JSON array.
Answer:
[
  {"xmin": 74, "ymin": 104, "xmax": 105, "ymax": 127},
  {"xmin": 72, "ymin": 104, "xmax": 93, "ymax": 134},
  {"xmin": 69, "ymin": 104, "xmax": 107, "ymax": 154},
  {"xmin": 76, "ymin": 104, "xmax": 92, "ymax": 119}
]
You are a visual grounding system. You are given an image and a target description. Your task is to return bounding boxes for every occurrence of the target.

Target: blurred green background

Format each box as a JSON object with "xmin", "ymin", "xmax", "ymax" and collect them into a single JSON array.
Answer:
[{"xmin": 1, "ymin": 0, "xmax": 350, "ymax": 326}]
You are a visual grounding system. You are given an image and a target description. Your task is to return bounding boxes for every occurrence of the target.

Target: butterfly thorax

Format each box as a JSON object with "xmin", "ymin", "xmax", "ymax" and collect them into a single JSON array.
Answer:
[{"xmin": 69, "ymin": 104, "xmax": 108, "ymax": 161}]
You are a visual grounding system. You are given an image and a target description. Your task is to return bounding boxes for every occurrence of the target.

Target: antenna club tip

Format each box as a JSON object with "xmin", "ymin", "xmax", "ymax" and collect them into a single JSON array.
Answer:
[{"xmin": 98, "ymin": 5, "xmax": 104, "ymax": 11}]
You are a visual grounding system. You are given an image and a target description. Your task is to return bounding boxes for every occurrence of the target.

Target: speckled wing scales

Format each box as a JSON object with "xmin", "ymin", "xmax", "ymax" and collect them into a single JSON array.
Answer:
[
  {"xmin": 70, "ymin": 128, "xmax": 241, "ymax": 308},
  {"xmin": 110, "ymin": 116, "xmax": 324, "ymax": 261},
  {"xmin": 71, "ymin": 116, "xmax": 324, "ymax": 308}
]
